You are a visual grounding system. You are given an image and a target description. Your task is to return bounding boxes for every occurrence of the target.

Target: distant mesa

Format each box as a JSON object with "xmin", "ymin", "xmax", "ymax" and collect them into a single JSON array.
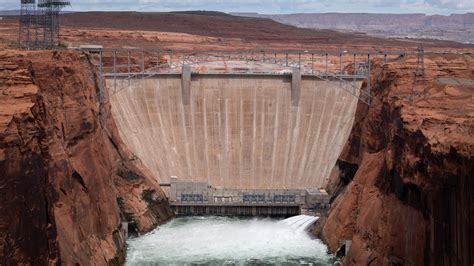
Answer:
[
  {"xmin": 0, "ymin": 10, "xmax": 21, "ymax": 16},
  {"xmin": 231, "ymin": 12, "xmax": 474, "ymax": 44},
  {"xmin": 171, "ymin": 10, "xmax": 233, "ymax": 17}
]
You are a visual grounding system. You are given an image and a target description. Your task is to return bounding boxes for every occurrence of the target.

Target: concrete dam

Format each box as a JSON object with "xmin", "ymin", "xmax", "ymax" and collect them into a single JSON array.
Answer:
[{"xmin": 107, "ymin": 70, "xmax": 362, "ymax": 190}]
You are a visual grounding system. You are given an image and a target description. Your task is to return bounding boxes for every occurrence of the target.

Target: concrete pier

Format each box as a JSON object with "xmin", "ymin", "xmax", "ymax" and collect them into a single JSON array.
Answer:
[
  {"xmin": 291, "ymin": 68, "xmax": 301, "ymax": 106},
  {"xmin": 181, "ymin": 65, "xmax": 191, "ymax": 105}
]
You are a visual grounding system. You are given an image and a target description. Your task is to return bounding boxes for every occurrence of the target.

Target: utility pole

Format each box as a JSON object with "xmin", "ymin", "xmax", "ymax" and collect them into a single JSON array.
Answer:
[{"xmin": 411, "ymin": 45, "xmax": 427, "ymax": 102}]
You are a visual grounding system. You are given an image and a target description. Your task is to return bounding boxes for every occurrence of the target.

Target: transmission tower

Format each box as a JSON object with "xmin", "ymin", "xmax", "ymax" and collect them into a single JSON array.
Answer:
[
  {"xmin": 411, "ymin": 45, "xmax": 427, "ymax": 101},
  {"xmin": 19, "ymin": 0, "xmax": 38, "ymax": 49},
  {"xmin": 38, "ymin": 0, "xmax": 70, "ymax": 48},
  {"xmin": 18, "ymin": 0, "xmax": 70, "ymax": 49}
]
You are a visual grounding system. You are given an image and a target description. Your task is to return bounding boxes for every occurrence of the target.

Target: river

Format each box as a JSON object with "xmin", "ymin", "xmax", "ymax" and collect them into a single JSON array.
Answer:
[{"xmin": 126, "ymin": 216, "xmax": 334, "ymax": 265}]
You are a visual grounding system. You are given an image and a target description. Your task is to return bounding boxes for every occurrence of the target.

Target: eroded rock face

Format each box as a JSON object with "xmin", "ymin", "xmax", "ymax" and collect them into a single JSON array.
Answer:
[
  {"xmin": 322, "ymin": 54, "xmax": 474, "ymax": 265},
  {"xmin": 0, "ymin": 50, "xmax": 173, "ymax": 265}
]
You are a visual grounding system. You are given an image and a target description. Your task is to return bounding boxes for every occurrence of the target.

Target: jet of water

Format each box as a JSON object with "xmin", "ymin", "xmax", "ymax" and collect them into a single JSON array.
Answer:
[{"xmin": 126, "ymin": 216, "xmax": 332, "ymax": 265}]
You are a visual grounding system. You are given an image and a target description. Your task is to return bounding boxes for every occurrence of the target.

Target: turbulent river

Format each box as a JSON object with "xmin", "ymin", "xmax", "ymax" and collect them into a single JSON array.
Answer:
[{"xmin": 126, "ymin": 216, "xmax": 334, "ymax": 265}]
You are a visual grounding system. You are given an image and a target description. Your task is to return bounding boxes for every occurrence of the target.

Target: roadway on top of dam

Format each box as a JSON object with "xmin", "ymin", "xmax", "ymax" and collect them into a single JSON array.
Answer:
[
  {"xmin": 88, "ymin": 47, "xmax": 394, "ymax": 90},
  {"xmin": 91, "ymin": 48, "xmax": 375, "ymax": 104}
]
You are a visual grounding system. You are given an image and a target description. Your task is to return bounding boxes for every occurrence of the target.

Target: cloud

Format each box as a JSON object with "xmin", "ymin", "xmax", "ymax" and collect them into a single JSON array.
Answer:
[
  {"xmin": 1, "ymin": 0, "xmax": 473, "ymax": 15},
  {"xmin": 430, "ymin": 0, "xmax": 474, "ymax": 9}
]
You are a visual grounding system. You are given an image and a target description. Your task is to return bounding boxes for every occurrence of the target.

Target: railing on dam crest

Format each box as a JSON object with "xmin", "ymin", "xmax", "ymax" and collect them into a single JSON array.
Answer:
[{"xmin": 81, "ymin": 47, "xmax": 407, "ymax": 105}]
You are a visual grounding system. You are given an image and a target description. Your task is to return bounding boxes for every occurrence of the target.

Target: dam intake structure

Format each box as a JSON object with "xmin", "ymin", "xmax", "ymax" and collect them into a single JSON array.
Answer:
[{"xmin": 82, "ymin": 48, "xmax": 405, "ymax": 211}]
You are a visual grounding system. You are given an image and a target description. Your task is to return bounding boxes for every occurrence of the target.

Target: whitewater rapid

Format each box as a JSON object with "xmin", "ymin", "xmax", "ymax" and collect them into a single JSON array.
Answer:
[{"xmin": 126, "ymin": 216, "xmax": 333, "ymax": 265}]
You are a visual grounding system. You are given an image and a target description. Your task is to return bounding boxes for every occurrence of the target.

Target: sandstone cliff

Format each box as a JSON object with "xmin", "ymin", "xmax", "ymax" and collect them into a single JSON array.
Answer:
[
  {"xmin": 0, "ymin": 50, "xmax": 173, "ymax": 265},
  {"xmin": 322, "ymin": 53, "xmax": 473, "ymax": 265}
]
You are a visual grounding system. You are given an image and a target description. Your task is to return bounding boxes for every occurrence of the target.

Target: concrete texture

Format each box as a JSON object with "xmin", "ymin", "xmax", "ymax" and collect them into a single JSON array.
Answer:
[
  {"xmin": 181, "ymin": 65, "xmax": 191, "ymax": 105},
  {"xmin": 291, "ymin": 68, "xmax": 301, "ymax": 106},
  {"xmin": 108, "ymin": 75, "xmax": 361, "ymax": 189}
]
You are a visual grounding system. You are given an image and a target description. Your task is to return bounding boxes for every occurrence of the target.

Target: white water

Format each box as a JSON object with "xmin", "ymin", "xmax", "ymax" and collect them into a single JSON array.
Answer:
[
  {"xmin": 126, "ymin": 216, "xmax": 333, "ymax": 265},
  {"xmin": 280, "ymin": 215, "xmax": 320, "ymax": 233}
]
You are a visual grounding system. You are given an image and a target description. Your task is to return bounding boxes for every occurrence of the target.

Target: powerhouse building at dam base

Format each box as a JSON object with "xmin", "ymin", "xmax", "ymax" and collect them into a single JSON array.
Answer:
[{"xmin": 168, "ymin": 177, "xmax": 330, "ymax": 217}]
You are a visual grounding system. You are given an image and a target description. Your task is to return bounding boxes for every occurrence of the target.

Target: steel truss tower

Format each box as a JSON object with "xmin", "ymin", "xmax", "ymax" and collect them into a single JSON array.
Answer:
[
  {"xmin": 411, "ymin": 45, "xmax": 427, "ymax": 101},
  {"xmin": 18, "ymin": 0, "xmax": 70, "ymax": 49},
  {"xmin": 19, "ymin": 0, "xmax": 38, "ymax": 49}
]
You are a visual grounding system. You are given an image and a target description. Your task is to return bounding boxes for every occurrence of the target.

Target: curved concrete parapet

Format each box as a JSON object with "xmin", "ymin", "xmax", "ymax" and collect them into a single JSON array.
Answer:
[{"xmin": 108, "ymin": 75, "xmax": 361, "ymax": 190}]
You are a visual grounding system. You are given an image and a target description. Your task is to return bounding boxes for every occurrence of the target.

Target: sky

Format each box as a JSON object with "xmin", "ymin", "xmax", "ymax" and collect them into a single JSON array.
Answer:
[{"xmin": 1, "ymin": 0, "xmax": 473, "ymax": 15}]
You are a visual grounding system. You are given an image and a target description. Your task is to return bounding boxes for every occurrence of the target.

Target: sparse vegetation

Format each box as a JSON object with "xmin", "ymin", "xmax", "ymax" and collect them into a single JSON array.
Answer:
[
  {"xmin": 116, "ymin": 197, "xmax": 140, "ymax": 237},
  {"xmin": 108, "ymin": 248, "xmax": 126, "ymax": 266},
  {"xmin": 116, "ymin": 197, "xmax": 134, "ymax": 222},
  {"xmin": 116, "ymin": 167, "xmax": 140, "ymax": 181},
  {"xmin": 142, "ymin": 189, "xmax": 163, "ymax": 206},
  {"xmin": 141, "ymin": 189, "xmax": 155, "ymax": 204},
  {"xmin": 57, "ymin": 42, "xmax": 68, "ymax": 49}
]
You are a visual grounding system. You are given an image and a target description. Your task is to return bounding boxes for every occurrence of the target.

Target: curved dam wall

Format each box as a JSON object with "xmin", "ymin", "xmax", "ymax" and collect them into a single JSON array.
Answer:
[{"xmin": 108, "ymin": 75, "xmax": 361, "ymax": 190}]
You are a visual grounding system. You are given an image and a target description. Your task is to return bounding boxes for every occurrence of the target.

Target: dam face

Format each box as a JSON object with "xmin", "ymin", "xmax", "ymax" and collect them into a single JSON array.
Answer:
[{"xmin": 108, "ymin": 75, "xmax": 361, "ymax": 190}]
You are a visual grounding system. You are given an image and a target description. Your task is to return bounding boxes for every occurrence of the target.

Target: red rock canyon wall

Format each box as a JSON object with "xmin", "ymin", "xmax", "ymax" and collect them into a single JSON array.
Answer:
[{"xmin": 0, "ymin": 50, "xmax": 173, "ymax": 265}]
